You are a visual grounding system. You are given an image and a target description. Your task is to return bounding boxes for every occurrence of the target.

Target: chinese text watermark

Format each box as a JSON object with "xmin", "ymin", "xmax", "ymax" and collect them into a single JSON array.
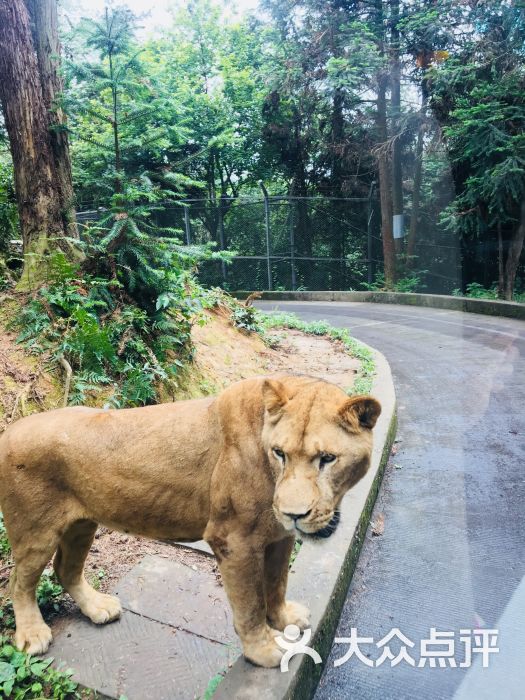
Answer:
[{"xmin": 276, "ymin": 626, "xmax": 499, "ymax": 673}]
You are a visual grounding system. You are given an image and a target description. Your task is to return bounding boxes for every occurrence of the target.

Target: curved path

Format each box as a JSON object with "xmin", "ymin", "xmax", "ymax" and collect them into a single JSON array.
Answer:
[{"xmin": 257, "ymin": 301, "xmax": 525, "ymax": 700}]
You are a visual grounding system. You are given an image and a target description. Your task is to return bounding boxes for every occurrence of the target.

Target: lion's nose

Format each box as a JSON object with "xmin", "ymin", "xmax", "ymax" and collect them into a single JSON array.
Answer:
[{"xmin": 282, "ymin": 508, "xmax": 312, "ymax": 521}]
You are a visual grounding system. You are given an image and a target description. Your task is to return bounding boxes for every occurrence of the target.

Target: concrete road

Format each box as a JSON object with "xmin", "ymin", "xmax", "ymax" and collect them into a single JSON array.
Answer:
[{"xmin": 257, "ymin": 301, "xmax": 525, "ymax": 700}]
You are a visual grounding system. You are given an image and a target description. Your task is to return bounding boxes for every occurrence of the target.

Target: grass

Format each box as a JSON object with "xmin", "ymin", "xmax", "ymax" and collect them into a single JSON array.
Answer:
[{"xmin": 256, "ymin": 310, "xmax": 376, "ymax": 395}]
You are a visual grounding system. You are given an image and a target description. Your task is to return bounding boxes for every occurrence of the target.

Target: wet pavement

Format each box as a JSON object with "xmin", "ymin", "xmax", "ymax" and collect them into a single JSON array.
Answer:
[{"xmin": 257, "ymin": 301, "xmax": 525, "ymax": 700}]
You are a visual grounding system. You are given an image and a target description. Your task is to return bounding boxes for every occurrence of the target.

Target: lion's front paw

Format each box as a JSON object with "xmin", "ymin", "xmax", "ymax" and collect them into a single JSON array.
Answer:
[
  {"xmin": 268, "ymin": 600, "xmax": 310, "ymax": 631},
  {"xmin": 80, "ymin": 592, "xmax": 122, "ymax": 625},
  {"xmin": 15, "ymin": 622, "xmax": 52, "ymax": 655},
  {"xmin": 243, "ymin": 627, "xmax": 284, "ymax": 668}
]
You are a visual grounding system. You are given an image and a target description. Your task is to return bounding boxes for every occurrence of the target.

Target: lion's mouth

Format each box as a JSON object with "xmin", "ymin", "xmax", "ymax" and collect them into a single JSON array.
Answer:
[{"xmin": 297, "ymin": 509, "xmax": 341, "ymax": 539}]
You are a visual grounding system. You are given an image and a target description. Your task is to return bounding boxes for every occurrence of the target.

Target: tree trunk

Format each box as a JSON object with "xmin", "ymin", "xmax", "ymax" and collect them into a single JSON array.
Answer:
[
  {"xmin": 26, "ymin": 0, "xmax": 77, "ymax": 237},
  {"xmin": 503, "ymin": 200, "xmax": 525, "ymax": 301},
  {"xmin": 497, "ymin": 221, "xmax": 504, "ymax": 298},
  {"xmin": 291, "ymin": 164, "xmax": 312, "ymax": 258},
  {"xmin": 374, "ymin": 0, "xmax": 396, "ymax": 287},
  {"xmin": 377, "ymin": 72, "xmax": 396, "ymax": 287},
  {"xmin": 390, "ymin": 0, "xmax": 403, "ymax": 256},
  {"xmin": 0, "ymin": 0, "xmax": 69, "ymax": 288},
  {"xmin": 406, "ymin": 85, "xmax": 428, "ymax": 267},
  {"xmin": 291, "ymin": 108, "xmax": 312, "ymax": 257},
  {"xmin": 406, "ymin": 126, "xmax": 423, "ymax": 266},
  {"xmin": 330, "ymin": 88, "xmax": 346, "ymax": 285}
]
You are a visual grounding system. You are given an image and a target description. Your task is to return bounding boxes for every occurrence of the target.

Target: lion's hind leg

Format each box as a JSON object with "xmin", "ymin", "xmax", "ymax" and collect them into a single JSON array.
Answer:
[{"xmin": 53, "ymin": 519, "xmax": 121, "ymax": 625}]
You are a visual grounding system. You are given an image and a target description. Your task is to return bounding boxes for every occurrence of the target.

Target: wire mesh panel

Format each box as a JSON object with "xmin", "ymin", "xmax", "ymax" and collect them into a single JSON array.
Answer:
[
  {"xmin": 186, "ymin": 195, "xmax": 375, "ymax": 291},
  {"xmin": 77, "ymin": 194, "xmax": 473, "ymax": 293}
]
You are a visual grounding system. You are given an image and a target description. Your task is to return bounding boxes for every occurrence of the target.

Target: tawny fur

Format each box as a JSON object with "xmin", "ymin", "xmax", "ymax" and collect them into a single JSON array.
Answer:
[{"xmin": 0, "ymin": 374, "xmax": 380, "ymax": 667}]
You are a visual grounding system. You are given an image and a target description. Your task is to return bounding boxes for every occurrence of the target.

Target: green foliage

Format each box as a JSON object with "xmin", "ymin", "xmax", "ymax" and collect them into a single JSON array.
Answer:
[
  {"xmin": 290, "ymin": 538, "xmax": 302, "ymax": 566},
  {"xmin": 451, "ymin": 282, "xmax": 525, "ymax": 302},
  {"xmin": 64, "ymin": 2, "xmax": 267, "ymax": 209},
  {"xmin": 0, "ymin": 636, "xmax": 79, "ymax": 699},
  {"xmin": 463, "ymin": 282, "xmax": 498, "ymax": 300},
  {"xmin": 364, "ymin": 271, "xmax": 425, "ymax": 293},
  {"xmin": 90, "ymin": 569, "xmax": 106, "ymax": 592},
  {"xmin": 36, "ymin": 572, "xmax": 64, "ymax": 612},
  {"xmin": 0, "ymin": 158, "xmax": 18, "ymax": 256},
  {"xmin": 13, "ymin": 6, "xmax": 234, "ymax": 407},
  {"xmin": 13, "ymin": 198, "xmax": 230, "ymax": 405},
  {"xmin": 229, "ymin": 303, "xmax": 261, "ymax": 334},
  {"xmin": 13, "ymin": 255, "xmax": 186, "ymax": 407}
]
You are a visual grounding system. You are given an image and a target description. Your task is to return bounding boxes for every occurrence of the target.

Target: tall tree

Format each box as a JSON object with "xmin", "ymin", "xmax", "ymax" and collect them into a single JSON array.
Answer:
[
  {"xmin": 390, "ymin": 0, "xmax": 403, "ymax": 255},
  {"xmin": 374, "ymin": 0, "xmax": 396, "ymax": 285},
  {"xmin": 27, "ymin": 0, "xmax": 76, "ymax": 235},
  {"xmin": 0, "ymin": 0, "xmax": 77, "ymax": 288},
  {"xmin": 430, "ymin": 0, "xmax": 525, "ymax": 299}
]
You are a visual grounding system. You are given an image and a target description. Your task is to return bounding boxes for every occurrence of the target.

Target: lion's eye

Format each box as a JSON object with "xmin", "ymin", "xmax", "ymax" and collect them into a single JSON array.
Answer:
[
  {"xmin": 319, "ymin": 453, "xmax": 336, "ymax": 468},
  {"xmin": 273, "ymin": 448, "xmax": 285, "ymax": 462}
]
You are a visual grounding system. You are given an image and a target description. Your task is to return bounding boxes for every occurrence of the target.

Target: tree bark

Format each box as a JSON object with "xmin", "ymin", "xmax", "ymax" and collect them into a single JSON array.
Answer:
[
  {"xmin": 406, "ymin": 85, "xmax": 428, "ymax": 267},
  {"xmin": 0, "ymin": 0, "xmax": 78, "ymax": 289},
  {"xmin": 390, "ymin": 0, "xmax": 403, "ymax": 255},
  {"xmin": 377, "ymin": 72, "xmax": 396, "ymax": 287},
  {"xmin": 374, "ymin": 0, "xmax": 396, "ymax": 287},
  {"xmin": 290, "ymin": 107, "xmax": 312, "ymax": 257},
  {"xmin": 497, "ymin": 221, "xmax": 504, "ymax": 298},
  {"xmin": 26, "ymin": 0, "xmax": 77, "ymax": 237},
  {"xmin": 503, "ymin": 200, "xmax": 525, "ymax": 301}
]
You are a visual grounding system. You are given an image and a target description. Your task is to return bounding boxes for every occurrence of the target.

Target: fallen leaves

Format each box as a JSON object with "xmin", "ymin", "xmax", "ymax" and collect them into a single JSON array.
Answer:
[{"xmin": 371, "ymin": 513, "xmax": 385, "ymax": 537}]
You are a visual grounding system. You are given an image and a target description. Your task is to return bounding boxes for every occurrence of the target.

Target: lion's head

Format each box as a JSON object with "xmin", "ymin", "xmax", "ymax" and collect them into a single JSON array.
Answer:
[{"xmin": 261, "ymin": 377, "xmax": 381, "ymax": 538}]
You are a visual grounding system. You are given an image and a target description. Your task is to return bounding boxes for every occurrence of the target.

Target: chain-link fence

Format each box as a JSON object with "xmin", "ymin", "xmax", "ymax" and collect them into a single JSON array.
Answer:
[
  {"xmin": 153, "ymin": 194, "xmax": 377, "ymax": 292},
  {"xmin": 78, "ymin": 194, "xmax": 470, "ymax": 294}
]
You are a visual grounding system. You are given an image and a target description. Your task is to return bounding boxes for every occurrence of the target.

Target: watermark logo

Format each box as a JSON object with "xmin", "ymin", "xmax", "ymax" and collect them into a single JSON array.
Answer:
[
  {"xmin": 275, "ymin": 624, "xmax": 322, "ymax": 672},
  {"xmin": 334, "ymin": 627, "xmax": 499, "ymax": 669},
  {"xmin": 275, "ymin": 627, "xmax": 499, "ymax": 672}
]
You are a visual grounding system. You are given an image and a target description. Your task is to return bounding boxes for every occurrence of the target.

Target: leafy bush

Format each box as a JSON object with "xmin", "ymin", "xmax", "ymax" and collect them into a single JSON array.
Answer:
[
  {"xmin": 13, "ymin": 180, "xmax": 228, "ymax": 406},
  {"xmin": 452, "ymin": 282, "xmax": 525, "ymax": 302},
  {"xmin": 229, "ymin": 303, "xmax": 261, "ymax": 334},
  {"xmin": 0, "ymin": 636, "xmax": 79, "ymax": 699},
  {"xmin": 463, "ymin": 282, "xmax": 498, "ymax": 299},
  {"xmin": 363, "ymin": 271, "xmax": 426, "ymax": 293}
]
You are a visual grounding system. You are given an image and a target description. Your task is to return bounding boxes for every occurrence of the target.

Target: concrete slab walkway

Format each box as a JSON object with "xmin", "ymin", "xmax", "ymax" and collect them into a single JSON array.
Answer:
[{"xmin": 51, "ymin": 553, "xmax": 239, "ymax": 700}]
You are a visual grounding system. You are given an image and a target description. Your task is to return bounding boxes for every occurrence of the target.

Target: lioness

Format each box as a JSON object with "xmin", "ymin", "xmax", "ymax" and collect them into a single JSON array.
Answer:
[{"xmin": 0, "ymin": 375, "xmax": 380, "ymax": 667}]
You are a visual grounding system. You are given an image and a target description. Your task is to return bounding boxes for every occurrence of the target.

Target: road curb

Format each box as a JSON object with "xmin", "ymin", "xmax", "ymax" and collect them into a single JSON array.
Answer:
[
  {"xmin": 213, "ymin": 343, "xmax": 397, "ymax": 700},
  {"xmin": 234, "ymin": 290, "xmax": 525, "ymax": 321}
]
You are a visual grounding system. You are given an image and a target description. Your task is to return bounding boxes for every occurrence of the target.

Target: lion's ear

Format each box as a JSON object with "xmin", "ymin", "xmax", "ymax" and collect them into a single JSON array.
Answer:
[
  {"xmin": 339, "ymin": 396, "xmax": 381, "ymax": 431},
  {"xmin": 262, "ymin": 379, "xmax": 289, "ymax": 420}
]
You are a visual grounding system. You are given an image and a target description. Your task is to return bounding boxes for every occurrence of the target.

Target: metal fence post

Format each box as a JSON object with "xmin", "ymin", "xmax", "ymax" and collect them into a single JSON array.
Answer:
[
  {"xmin": 218, "ymin": 200, "xmax": 227, "ymax": 283},
  {"xmin": 289, "ymin": 203, "xmax": 296, "ymax": 290},
  {"xmin": 183, "ymin": 205, "xmax": 191, "ymax": 245},
  {"xmin": 258, "ymin": 181, "xmax": 272, "ymax": 291}
]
